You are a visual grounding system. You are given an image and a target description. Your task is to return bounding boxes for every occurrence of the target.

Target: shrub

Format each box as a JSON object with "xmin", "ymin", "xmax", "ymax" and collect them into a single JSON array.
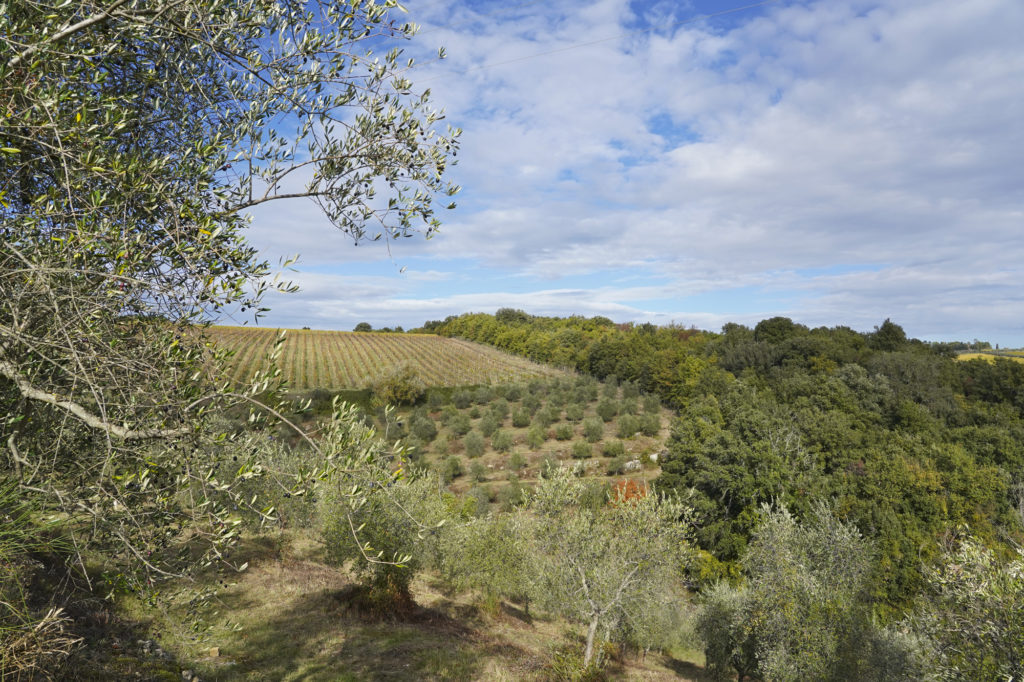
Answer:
[
  {"xmin": 478, "ymin": 414, "xmax": 499, "ymax": 438},
  {"xmin": 466, "ymin": 485, "xmax": 492, "ymax": 515},
  {"xmin": 606, "ymin": 455, "xmax": 628, "ymax": 476},
  {"xmin": 603, "ymin": 439, "xmax": 625, "ymax": 458},
  {"xmin": 509, "ymin": 451, "xmax": 527, "ymax": 471},
  {"xmin": 439, "ymin": 404, "xmax": 459, "ymax": 425},
  {"xmin": 640, "ymin": 414, "xmax": 661, "ymax": 437},
  {"xmin": 498, "ymin": 476, "xmax": 527, "ymax": 511},
  {"xmin": 642, "ymin": 394, "xmax": 661, "ymax": 414},
  {"xmin": 490, "ymin": 398, "xmax": 509, "ymax": 420},
  {"xmin": 512, "ymin": 408, "xmax": 531, "ymax": 428},
  {"xmin": 522, "ymin": 393, "xmax": 542, "ymax": 414},
  {"xmin": 453, "ymin": 390, "xmax": 473, "ymax": 409},
  {"xmin": 434, "ymin": 434, "xmax": 451, "ymax": 455},
  {"xmin": 410, "ymin": 416, "xmax": 438, "ymax": 442},
  {"xmin": 596, "ymin": 399, "xmax": 618, "ymax": 422},
  {"xmin": 565, "ymin": 404, "xmax": 585, "ymax": 422},
  {"xmin": 464, "ymin": 431, "xmax": 486, "ymax": 458},
  {"xmin": 533, "ymin": 408, "xmax": 555, "ymax": 429},
  {"xmin": 468, "ymin": 405, "xmax": 480, "ymax": 419},
  {"xmin": 474, "ymin": 386, "xmax": 495, "ymax": 404},
  {"xmin": 528, "ymin": 378, "xmax": 547, "ymax": 395},
  {"xmin": 492, "ymin": 429, "xmax": 514, "ymax": 453},
  {"xmin": 526, "ymin": 426, "xmax": 546, "ymax": 449},
  {"xmin": 617, "ymin": 414, "xmax": 640, "ymax": 439},
  {"xmin": 548, "ymin": 390, "xmax": 568, "ymax": 408},
  {"xmin": 427, "ymin": 390, "xmax": 445, "ymax": 410},
  {"xmin": 554, "ymin": 424, "xmax": 573, "ymax": 441},
  {"xmin": 621, "ymin": 380, "xmax": 640, "ymax": 399},
  {"xmin": 505, "ymin": 384, "xmax": 523, "ymax": 401},
  {"xmin": 619, "ymin": 399, "xmax": 638, "ymax": 416},
  {"xmin": 539, "ymin": 456, "xmax": 559, "ymax": 478},
  {"xmin": 572, "ymin": 441, "xmax": 593, "ymax": 459},
  {"xmin": 602, "ymin": 379, "xmax": 619, "ymax": 399},
  {"xmin": 583, "ymin": 418, "xmax": 604, "ymax": 443},
  {"xmin": 449, "ymin": 413, "xmax": 472, "ymax": 436},
  {"xmin": 440, "ymin": 455, "xmax": 464, "ymax": 483},
  {"xmin": 470, "ymin": 461, "xmax": 488, "ymax": 483},
  {"xmin": 371, "ymin": 363, "xmax": 426, "ymax": 406}
]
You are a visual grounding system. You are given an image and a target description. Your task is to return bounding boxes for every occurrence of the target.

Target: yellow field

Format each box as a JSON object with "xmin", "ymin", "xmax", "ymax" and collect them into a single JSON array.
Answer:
[
  {"xmin": 956, "ymin": 352, "xmax": 1024, "ymax": 363},
  {"xmin": 208, "ymin": 326, "xmax": 567, "ymax": 390}
]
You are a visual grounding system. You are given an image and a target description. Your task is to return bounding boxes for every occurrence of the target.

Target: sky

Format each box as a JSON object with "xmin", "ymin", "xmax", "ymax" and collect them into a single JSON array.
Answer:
[{"xmin": 242, "ymin": 0, "xmax": 1024, "ymax": 346}]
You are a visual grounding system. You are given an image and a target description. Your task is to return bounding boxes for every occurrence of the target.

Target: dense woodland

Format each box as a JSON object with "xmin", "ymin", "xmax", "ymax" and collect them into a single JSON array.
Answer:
[{"xmin": 425, "ymin": 311, "xmax": 1024, "ymax": 614}]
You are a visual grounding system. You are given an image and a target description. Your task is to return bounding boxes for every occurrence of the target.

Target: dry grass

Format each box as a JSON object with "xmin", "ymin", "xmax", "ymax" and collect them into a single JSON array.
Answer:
[{"xmin": 120, "ymin": 531, "xmax": 707, "ymax": 681}]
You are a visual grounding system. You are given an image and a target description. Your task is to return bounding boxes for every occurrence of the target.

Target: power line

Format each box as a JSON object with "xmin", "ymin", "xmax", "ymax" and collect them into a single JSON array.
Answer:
[{"xmin": 411, "ymin": 0, "xmax": 782, "ymax": 84}]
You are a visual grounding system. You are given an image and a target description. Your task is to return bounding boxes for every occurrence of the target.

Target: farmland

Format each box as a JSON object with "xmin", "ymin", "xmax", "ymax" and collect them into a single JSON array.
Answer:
[
  {"xmin": 956, "ymin": 351, "xmax": 1024, "ymax": 363},
  {"xmin": 208, "ymin": 326, "xmax": 566, "ymax": 390}
]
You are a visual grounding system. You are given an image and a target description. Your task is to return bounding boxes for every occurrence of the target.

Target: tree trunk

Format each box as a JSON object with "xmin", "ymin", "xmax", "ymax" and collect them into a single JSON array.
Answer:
[{"xmin": 583, "ymin": 614, "xmax": 600, "ymax": 667}]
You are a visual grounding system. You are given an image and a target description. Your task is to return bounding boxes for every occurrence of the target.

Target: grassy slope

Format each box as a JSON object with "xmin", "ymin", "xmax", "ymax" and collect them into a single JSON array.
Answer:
[
  {"xmin": 117, "ymin": 531, "xmax": 708, "ymax": 682},
  {"xmin": 208, "ymin": 327, "xmax": 567, "ymax": 390}
]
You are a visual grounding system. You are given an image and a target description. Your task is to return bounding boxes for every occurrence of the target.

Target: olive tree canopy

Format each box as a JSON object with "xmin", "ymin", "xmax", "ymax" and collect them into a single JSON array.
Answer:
[{"xmin": 0, "ymin": 0, "xmax": 459, "ymax": 580}]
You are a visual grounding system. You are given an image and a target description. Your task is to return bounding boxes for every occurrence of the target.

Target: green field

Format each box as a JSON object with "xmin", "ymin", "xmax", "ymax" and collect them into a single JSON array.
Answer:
[{"xmin": 209, "ymin": 327, "xmax": 566, "ymax": 390}]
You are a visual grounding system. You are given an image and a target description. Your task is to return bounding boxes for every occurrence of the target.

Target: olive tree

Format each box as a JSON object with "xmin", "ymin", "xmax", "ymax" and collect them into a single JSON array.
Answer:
[
  {"xmin": 911, "ymin": 531, "xmax": 1024, "ymax": 681},
  {"xmin": 0, "ymin": 0, "xmax": 459, "ymax": 584},
  {"xmin": 523, "ymin": 466, "xmax": 693, "ymax": 668}
]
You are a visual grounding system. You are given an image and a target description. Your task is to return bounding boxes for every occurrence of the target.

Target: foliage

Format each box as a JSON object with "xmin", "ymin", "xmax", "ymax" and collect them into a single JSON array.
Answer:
[
  {"xmin": 320, "ymin": 471, "xmax": 448, "ymax": 604},
  {"xmin": 464, "ymin": 431, "xmax": 485, "ymax": 459},
  {"xmin": 0, "ymin": 0, "xmax": 462, "ymax": 596},
  {"xmin": 372, "ymin": 363, "xmax": 426, "ymax": 406},
  {"xmin": 911, "ymin": 531, "xmax": 1024, "ymax": 681},
  {"xmin": 698, "ymin": 504, "xmax": 931, "ymax": 681},
  {"xmin": 571, "ymin": 441, "xmax": 593, "ymax": 459},
  {"xmin": 522, "ymin": 467, "xmax": 693, "ymax": 667},
  {"xmin": 583, "ymin": 418, "xmax": 604, "ymax": 443},
  {"xmin": 492, "ymin": 429, "xmax": 514, "ymax": 453}
]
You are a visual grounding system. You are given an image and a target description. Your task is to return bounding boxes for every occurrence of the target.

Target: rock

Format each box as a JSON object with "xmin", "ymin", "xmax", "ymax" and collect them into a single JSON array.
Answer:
[
  {"xmin": 181, "ymin": 671, "xmax": 194, "ymax": 681},
  {"xmin": 624, "ymin": 459, "xmax": 642, "ymax": 472},
  {"xmin": 209, "ymin": 646, "xmax": 220, "ymax": 658},
  {"xmin": 649, "ymin": 453, "xmax": 659, "ymax": 463}
]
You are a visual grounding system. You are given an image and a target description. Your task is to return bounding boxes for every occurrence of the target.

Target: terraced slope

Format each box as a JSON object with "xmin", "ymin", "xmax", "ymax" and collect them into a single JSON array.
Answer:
[{"xmin": 209, "ymin": 327, "xmax": 567, "ymax": 390}]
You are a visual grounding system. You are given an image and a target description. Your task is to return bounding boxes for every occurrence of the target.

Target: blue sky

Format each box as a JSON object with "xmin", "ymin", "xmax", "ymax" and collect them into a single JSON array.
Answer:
[{"xmin": 243, "ymin": 0, "xmax": 1024, "ymax": 346}]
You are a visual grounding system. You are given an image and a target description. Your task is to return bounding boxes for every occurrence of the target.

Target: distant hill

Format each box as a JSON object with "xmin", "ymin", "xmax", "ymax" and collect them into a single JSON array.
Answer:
[{"xmin": 208, "ymin": 326, "xmax": 567, "ymax": 390}]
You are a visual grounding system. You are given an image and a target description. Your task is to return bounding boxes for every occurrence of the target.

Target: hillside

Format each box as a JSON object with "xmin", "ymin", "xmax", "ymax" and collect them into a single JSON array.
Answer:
[{"xmin": 208, "ymin": 327, "xmax": 566, "ymax": 390}]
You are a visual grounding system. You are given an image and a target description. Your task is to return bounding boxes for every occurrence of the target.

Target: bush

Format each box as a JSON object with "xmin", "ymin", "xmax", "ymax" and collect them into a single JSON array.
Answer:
[
  {"xmin": 640, "ymin": 414, "xmax": 661, "ymax": 437},
  {"xmin": 474, "ymin": 386, "xmax": 495, "ymax": 404},
  {"xmin": 464, "ymin": 431, "xmax": 486, "ymax": 458},
  {"xmin": 466, "ymin": 485, "xmax": 492, "ymax": 515},
  {"xmin": 583, "ymin": 418, "xmax": 604, "ymax": 443},
  {"xmin": 555, "ymin": 424, "xmax": 573, "ymax": 441},
  {"xmin": 490, "ymin": 398, "xmax": 509, "ymax": 420},
  {"xmin": 410, "ymin": 416, "xmax": 438, "ymax": 442},
  {"xmin": 572, "ymin": 441, "xmax": 593, "ymax": 459},
  {"xmin": 498, "ymin": 476, "xmax": 527, "ymax": 511},
  {"xmin": 606, "ymin": 455, "xmax": 628, "ymax": 475},
  {"xmin": 522, "ymin": 393, "xmax": 542, "ymax": 414},
  {"xmin": 642, "ymin": 394, "xmax": 661, "ymax": 414},
  {"xmin": 470, "ymin": 461, "xmax": 488, "ymax": 483},
  {"xmin": 603, "ymin": 439, "xmax": 625, "ymax": 458},
  {"xmin": 439, "ymin": 404, "xmax": 459, "ymax": 425},
  {"xmin": 548, "ymin": 390, "xmax": 567, "ymax": 408},
  {"xmin": 534, "ymin": 406, "xmax": 557, "ymax": 428},
  {"xmin": 617, "ymin": 414, "xmax": 640, "ymax": 439},
  {"xmin": 371, "ymin": 363, "xmax": 426, "ymax": 406},
  {"xmin": 602, "ymin": 379, "xmax": 619, "ymax": 399},
  {"xmin": 619, "ymin": 399, "xmax": 638, "ymax": 416},
  {"xmin": 509, "ymin": 451, "xmax": 527, "ymax": 471},
  {"xmin": 492, "ymin": 429, "xmax": 514, "ymax": 453},
  {"xmin": 565, "ymin": 404, "xmax": 585, "ymax": 422},
  {"xmin": 528, "ymin": 378, "xmax": 547, "ymax": 395},
  {"xmin": 621, "ymin": 380, "xmax": 640, "ymax": 399},
  {"xmin": 440, "ymin": 455, "xmax": 464, "ymax": 483},
  {"xmin": 478, "ymin": 414, "xmax": 499, "ymax": 438},
  {"xmin": 453, "ymin": 390, "xmax": 473, "ymax": 409},
  {"xmin": 505, "ymin": 384, "xmax": 523, "ymax": 401},
  {"xmin": 512, "ymin": 408, "xmax": 531, "ymax": 427},
  {"xmin": 427, "ymin": 390, "xmax": 445, "ymax": 410},
  {"xmin": 468, "ymin": 405, "xmax": 480, "ymax": 419},
  {"xmin": 527, "ymin": 426, "xmax": 546, "ymax": 449},
  {"xmin": 434, "ymin": 434, "xmax": 451, "ymax": 455},
  {"xmin": 449, "ymin": 413, "xmax": 472, "ymax": 436},
  {"xmin": 596, "ymin": 399, "xmax": 618, "ymax": 422},
  {"xmin": 539, "ymin": 456, "xmax": 559, "ymax": 478}
]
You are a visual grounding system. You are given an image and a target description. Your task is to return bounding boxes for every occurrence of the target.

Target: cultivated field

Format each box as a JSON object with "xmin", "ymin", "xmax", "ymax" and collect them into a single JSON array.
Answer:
[
  {"xmin": 956, "ymin": 351, "xmax": 1024, "ymax": 363},
  {"xmin": 209, "ymin": 327, "xmax": 566, "ymax": 390}
]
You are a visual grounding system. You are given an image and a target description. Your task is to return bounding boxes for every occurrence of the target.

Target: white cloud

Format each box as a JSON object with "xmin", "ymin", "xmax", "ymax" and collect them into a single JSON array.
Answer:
[{"xmin": 242, "ymin": 0, "xmax": 1024, "ymax": 344}]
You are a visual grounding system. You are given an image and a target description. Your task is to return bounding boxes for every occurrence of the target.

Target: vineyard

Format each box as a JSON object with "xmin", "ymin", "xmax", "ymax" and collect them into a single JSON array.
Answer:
[{"xmin": 208, "ymin": 327, "xmax": 567, "ymax": 390}]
